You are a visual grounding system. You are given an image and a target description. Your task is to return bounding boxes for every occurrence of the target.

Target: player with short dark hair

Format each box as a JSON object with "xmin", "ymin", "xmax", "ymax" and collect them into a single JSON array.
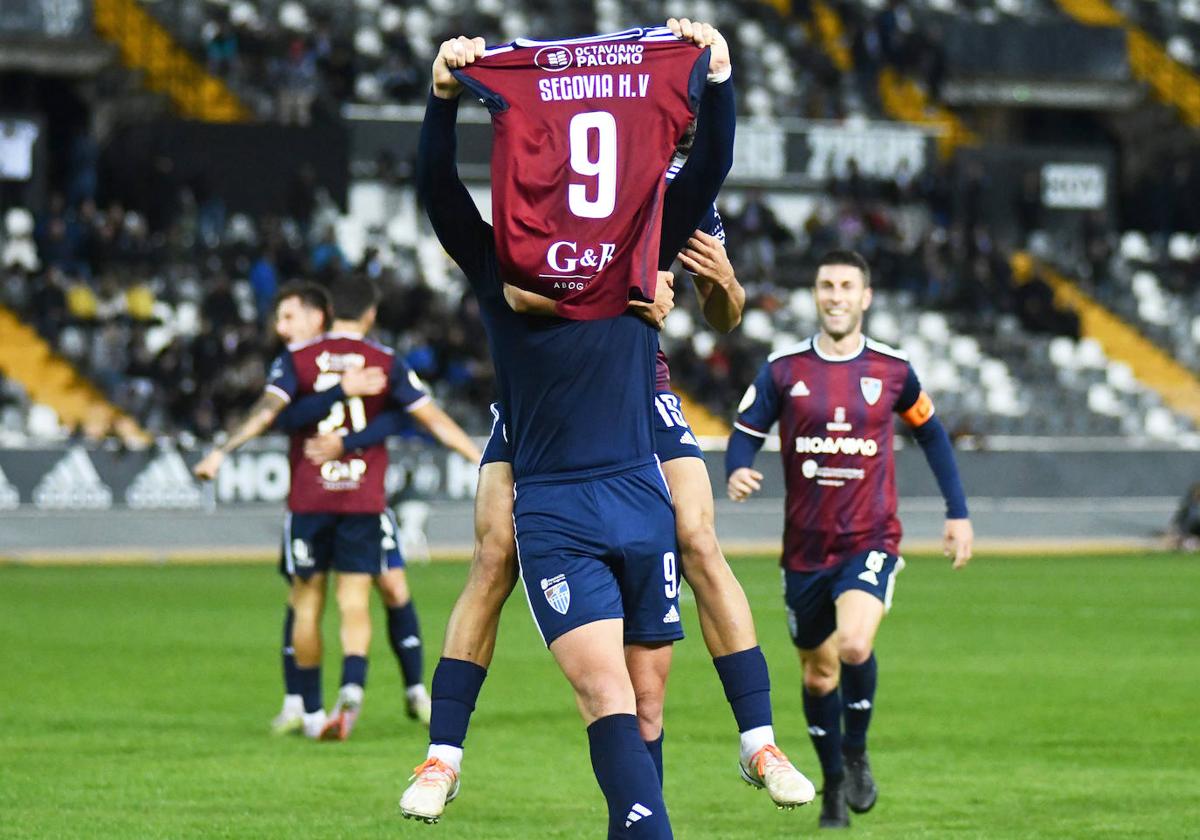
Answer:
[{"xmin": 726, "ymin": 249, "xmax": 974, "ymax": 828}]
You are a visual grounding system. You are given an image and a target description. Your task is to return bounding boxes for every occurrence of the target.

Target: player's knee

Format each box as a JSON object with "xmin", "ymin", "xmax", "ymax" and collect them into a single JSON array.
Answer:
[
  {"xmin": 633, "ymin": 686, "xmax": 665, "ymax": 733},
  {"xmin": 802, "ymin": 657, "xmax": 839, "ymax": 695},
  {"xmin": 838, "ymin": 636, "xmax": 873, "ymax": 666},
  {"xmin": 574, "ymin": 672, "xmax": 635, "ymax": 720},
  {"xmin": 376, "ymin": 575, "xmax": 409, "ymax": 607}
]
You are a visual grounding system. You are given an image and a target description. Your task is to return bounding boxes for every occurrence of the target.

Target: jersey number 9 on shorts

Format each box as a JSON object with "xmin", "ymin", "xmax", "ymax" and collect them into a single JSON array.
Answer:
[{"xmin": 663, "ymin": 551, "xmax": 678, "ymax": 599}]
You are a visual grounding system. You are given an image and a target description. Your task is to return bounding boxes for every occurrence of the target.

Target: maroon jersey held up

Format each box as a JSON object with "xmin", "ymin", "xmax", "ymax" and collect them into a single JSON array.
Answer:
[
  {"xmin": 734, "ymin": 336, "xmax": 936, "ymax": 572},
  {"xmin": 455, "ymin": 26, "xmax": 708, "ymax": 320},
  {"xmin": 266, "ymin": 333, "xmax": 430, "ymax": 514}
]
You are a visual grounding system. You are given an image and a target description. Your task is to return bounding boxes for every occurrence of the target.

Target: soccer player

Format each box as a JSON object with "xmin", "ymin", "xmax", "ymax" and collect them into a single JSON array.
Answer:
[
  {"xmin": 725, "ymin": 249, "xmax": 974, "ymax": 829},
  {"xmin": 264, "ymin": 277, "xmax": 480, "ymax": 740},
  {"xmin": 193, "ymin": 280, "xmax": 480, "ymax": 736},
  {"xmin": 401, "ymin": 21, "xmax": 813, "ymax": 834},
  {"xmin": 402, "ymin": 28, "xmax": 711, "ymax": 837}
]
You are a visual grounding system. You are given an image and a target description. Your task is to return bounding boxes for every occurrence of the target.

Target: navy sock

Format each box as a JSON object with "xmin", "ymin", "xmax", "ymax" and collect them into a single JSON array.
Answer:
[
  {"xmin": 711, "ymin": 646, "xmax": 773, "ymax": 732},
  {"xmin": 645, "ymin": 730, "xmax": 664, "ymax": 787},
  {"xmin": 295, "ymin": 666, "xmax": 322, "ymax": 713},
  {"xmin": 587, "ymin": 714, "xmax": 672, "ymax": 839},
  {"xmin": 282, "ymin": 606, "xmax": 300, "ymax": 696},
  {"xmin": 341, "ymin": 654, "xmax": 368, "ymax": 689},
  {"xmin": 387, "ymin": 601, "xmax": 424, "ymax": 688},
  {"xmin": 840, "ymin": 654, "xmax": 877, "ymax": 756},
  {"xmin": 803, "ymin": 688, "xmax": 844, "ymax": 782},
  {"xmin": 428, "ymin": 657, "xmax": 488, "ymax": 748}
]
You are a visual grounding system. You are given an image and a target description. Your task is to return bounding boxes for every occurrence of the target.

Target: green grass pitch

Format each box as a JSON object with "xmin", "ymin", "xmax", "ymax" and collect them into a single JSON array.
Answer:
[{"xmin": 1, "ymin": 553, "xmax": 1197, "ymax": 838}]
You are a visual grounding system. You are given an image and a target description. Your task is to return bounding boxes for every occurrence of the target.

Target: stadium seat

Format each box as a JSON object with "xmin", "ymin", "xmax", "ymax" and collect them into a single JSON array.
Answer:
[
  {"xmin": 1168, "ymin": 233, "xmax": 1197, "ymax": 262},
  {"xmin": 1145, "ymin": 407, "xmax": 1177, "ymax": 439},
  {"xmin": 1119, "ymin": 231, "xmax": 1153, "ymax": 263}
]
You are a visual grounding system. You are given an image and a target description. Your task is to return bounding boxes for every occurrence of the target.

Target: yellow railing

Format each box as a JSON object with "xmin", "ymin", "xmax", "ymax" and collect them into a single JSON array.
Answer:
[
  {"xmin": 1010, "ymin": 254, "xmax": 1200, "ymax": 425},
  {"xmin": 811, "ymin": 0, "xmax": 852, "ymax": 73},
  {"xmin": 0, "ymin": 306, "xmax": 151, "ymax": 444},
  {"xmin": 93, "ymin": 0, "xmax": 250, "ymax": 122},
  {"xmin": 877, "ymin": 68, "xmax": 977, "ymax": 159},
  {"xmin": 1056, "ymin": 0, "xmax": 1200, "ymax": 127}
]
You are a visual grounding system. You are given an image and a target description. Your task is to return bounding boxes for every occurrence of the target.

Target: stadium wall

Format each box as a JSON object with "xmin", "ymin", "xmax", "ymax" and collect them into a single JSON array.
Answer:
[{"xmin": 0, "ymin": 442, "xmax": 1189, "ymax": 560}]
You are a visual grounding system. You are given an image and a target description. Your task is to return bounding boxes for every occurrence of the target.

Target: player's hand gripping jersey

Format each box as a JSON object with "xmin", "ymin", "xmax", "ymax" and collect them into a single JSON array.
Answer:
[
  {"xmin": 455, "ymin": 26, "xmax": 709, "ymax": 320},
  {"xmin": 267, "ymin": 334, "xmax": 430, "ymax": 514},
  {"xmin": 734, "ymin": 337, "xmax": 937, "ymax": 572}
]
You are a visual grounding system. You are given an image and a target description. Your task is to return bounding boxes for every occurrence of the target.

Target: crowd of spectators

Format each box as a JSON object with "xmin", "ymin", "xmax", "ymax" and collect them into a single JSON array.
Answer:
[{"xmin": 0, "ymin": 177, "xmax": 495, "ymax": 441}]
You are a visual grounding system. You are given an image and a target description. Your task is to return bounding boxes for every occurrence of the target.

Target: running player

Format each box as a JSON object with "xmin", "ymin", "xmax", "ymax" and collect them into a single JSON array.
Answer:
[{"xmin": 726, "ymin": 249, "xmax": 974, "ymax": 828}]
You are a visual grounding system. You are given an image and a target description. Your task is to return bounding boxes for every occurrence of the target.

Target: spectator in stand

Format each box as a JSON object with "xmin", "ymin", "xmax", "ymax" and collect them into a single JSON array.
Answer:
[{"xmin": 278, "ymin": 36, "xmax": 318, "ymax": 125}]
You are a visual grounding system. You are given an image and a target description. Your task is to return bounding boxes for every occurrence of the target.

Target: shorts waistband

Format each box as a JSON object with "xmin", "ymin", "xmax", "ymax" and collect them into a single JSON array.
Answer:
[{"xmin": 515, "ymin": 457, "xmax": 658, "ymax": 488}]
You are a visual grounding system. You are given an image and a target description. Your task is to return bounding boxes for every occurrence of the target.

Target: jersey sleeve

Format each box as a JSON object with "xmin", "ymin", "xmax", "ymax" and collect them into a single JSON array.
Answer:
[
  {"xmin": 342, "ymin": 409, "xmax": 407, "ymax": 452},
  {"xmin": 390, "ymin": 357, "xmax": 432, "ymax": 412},
  {"xmin": 416, "ymin": 92, "xmax": 497, "ymax": 300},
  {"xmin": 894, "ymin": 364, "xmax": 935, "ymax": 428},
  {"xmin": 264, "ymin": 352, "xmax": 299, "ymax": 404},
  {"xmin": 658, "ymin": 75, "xmax": 735, "ymax": 269},
  {"xmin": 733, "ymin": 361, "xmax": 782, "ymax": 438}
]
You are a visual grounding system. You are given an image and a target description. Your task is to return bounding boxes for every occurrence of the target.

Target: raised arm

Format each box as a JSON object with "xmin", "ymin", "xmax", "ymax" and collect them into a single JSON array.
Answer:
[
  {"xmin": 417, "ymin": 36, "xmax": 493, "ymax": 285},
  {"xmin": 659, "ymin": 30, "xmax": 735, "ymax": 269}
]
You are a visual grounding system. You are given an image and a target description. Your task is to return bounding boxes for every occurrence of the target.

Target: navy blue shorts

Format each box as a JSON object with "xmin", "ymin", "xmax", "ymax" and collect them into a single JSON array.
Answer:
[
  {"xmin": 783, "ymin": 550, "xmax": 905, "ymax": 649},
  {"xmin": 513, "ymin": 463, "xmax": 683, "ymax": 647},
  {"xmin": 481, "ymin": 394, "xmax": 702, "ymax": 467},
  {"xmin": 652, "ymin": 391, "xmax": 704, "ymax": 463},
  {"xmin": 280, "ymin": 510, "xmax": 405, "ymax": 581}
]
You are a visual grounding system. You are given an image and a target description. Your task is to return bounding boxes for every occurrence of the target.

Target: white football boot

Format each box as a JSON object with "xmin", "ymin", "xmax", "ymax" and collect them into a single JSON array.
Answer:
[
  {"xmin": 399, "ymin": 758, "xmax": 460, "ymax": 823},
  {"xmin": 740, "ymin": 744, "xmax": 817, "ymax": 809}
]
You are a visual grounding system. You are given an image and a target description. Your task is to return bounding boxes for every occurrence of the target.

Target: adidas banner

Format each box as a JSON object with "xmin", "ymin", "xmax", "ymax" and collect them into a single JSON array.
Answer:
[{"xmin": 0, "ymin": 442, "xmax": 482, "ymax": 510}]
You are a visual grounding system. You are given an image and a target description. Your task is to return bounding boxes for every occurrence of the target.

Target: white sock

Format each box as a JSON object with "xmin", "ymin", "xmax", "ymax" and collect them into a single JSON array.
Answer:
[
  {"xmin": 427, "ymin": 743, "xmax": 464, "ymax": 773},
  {"xmin": 406, "ymin": 683, "xmax": 428, "ymax": 701},
  {"xmin": 282, "ymin": 694, "xmax": 304, "ymax": 714},
  {"xmin": 740, "ymin": 725, "xmax": 776, "ymax": 765}
]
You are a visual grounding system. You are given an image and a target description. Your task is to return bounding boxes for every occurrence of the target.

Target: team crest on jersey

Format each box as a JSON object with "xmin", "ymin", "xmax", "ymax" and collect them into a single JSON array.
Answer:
[
  {"xmin": 535, "ymin": 46, "xmax": 574, "ymax": 72},
  {"xmin": 860, "ymin": 377, "xmax": 883, "ymax": 406},
  {"xmin": 541, "ymin": 574, "xmax": 571, "ymax": 615}
]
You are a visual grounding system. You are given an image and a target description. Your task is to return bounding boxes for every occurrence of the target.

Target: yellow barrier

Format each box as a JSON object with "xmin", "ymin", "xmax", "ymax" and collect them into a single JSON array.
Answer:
[
  {"xmin": 1010, "ymin": 254, "xmax": 1200, "ymax": 425},
  {"xmin": 93, "ymin": 0, "xmax": 250, "ymax": 122},
  {"xmin": 0, "ymin": 306, "xmax": 150, "ymax": 444}
]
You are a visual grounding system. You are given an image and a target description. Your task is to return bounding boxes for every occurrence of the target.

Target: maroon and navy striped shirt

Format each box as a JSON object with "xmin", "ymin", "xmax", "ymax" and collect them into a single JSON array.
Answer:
[{"xmin": 734, "ymin": 335, "xmax": 935, "ymax": 572}]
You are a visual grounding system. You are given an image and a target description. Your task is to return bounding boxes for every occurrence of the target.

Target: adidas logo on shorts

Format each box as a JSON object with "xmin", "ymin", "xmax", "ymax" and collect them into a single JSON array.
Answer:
[
  {"xmin": 662, "ymin": 605, "xmax": 680, "ymax": 624},
  {"xmin": 625, "ymin": 803, "xmax": 653, "ymax": 828}
]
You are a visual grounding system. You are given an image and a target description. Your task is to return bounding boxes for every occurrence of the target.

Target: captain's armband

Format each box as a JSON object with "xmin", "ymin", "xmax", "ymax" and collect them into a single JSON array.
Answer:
[{"xmin": 899, "ymin": 391, "xmax": 935, "ymax": 427}]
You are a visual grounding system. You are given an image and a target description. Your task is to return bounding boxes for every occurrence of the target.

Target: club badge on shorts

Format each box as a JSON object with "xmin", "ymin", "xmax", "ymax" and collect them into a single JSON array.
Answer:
[
  {"xmin": 541, "ymin": 574, "xmax": 570, "ymax": 615},
  {"xmin": 860, "ymin": 377, "xmax": 882, "ymax": 406}
]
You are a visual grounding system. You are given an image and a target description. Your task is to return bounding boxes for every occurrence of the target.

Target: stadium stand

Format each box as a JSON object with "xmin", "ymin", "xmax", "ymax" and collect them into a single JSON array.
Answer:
[{"xmin": 3, "ymin": 0, "xmax": 1199, "ymax": 445}]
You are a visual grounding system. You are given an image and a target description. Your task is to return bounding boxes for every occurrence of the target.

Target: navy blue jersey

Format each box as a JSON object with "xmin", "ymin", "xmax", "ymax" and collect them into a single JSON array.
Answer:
[{"xmin": 419, "ymin": 81, "xmax": 732, "ymax": 481}]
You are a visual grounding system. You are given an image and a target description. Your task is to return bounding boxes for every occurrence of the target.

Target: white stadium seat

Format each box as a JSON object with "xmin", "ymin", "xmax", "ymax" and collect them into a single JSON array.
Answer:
[{"xmin": 1119, "ymin": 231, "xmax": 1152, "ymax": 262}]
